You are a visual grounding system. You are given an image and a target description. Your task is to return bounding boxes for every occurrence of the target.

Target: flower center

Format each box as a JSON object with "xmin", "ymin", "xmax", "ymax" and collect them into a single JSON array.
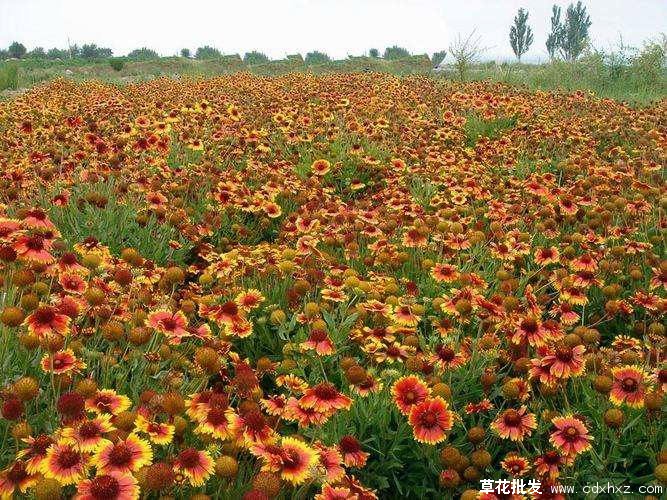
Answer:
[
  {"xmin": 34, "ymin": 307, "xmax": 56, "ymax": 324},
  {"xmin": 108, "ymin": 443, "xmax": 132, "ymax": 465},
  {"xmin": 421, "ymin": 411, "xmax": 437, "ymax": 428},
  {"xmin": 221, "ymin": 301, "xmax": 238, "ymax": 316},
  {"xmin": 504, "ymin": 410, "xmax": 521, "ymax": 426},
  {"xmin": 162, "ymin": 318, "xmax": 177, "ymax": 330},
  {"xmin": 206, "ymin": 408, "xmax": 227, "ymax": 426},
  {"xmin": 555, "ymin": 348, "xmax": 573, "ymax": 362},
  {"xmin": 313, "ymin": 383, "xmax": 338, "ymax": 400},
  {"xmin": 7, "ymin": 462, "xmax": 28, "ymax": 483},
  {"xmin": 178, "ymin": 448, "xmax": 200, "ymax": 468},
  {"xmin": 89, "ymin": 475, "xmax": 121, "ymax": 499},
  {"xmin": 521, "ymin": 318, "xmax": 538, "ymax": 333},
  {"xmin": 310, "ymin": 329, "xmax": 328, "ymax": 342},
  {"xmin": 565, "ymin": 426, "xmax": 578, "ymax": 439},
  {"xmin": 438, "ymin": 346, "xmax": 455, "ymax": 361},
  {"xmin": 622, "ymin": 377, "xmax": 638, "ymax": 392},
  {"xmin": 57, "ymin": 447, "xmax": 81, "ymax": 468},
  {"xmin": 244, "ymin": 411, "xmax": 266, "ymax": 431},
  {"xmin": 79, "ymin": 421, "xmax": 101, "ymax": 439},
  {"xmin": 26, "ymin": 236, "xmax": 45, "ymax": 251},
  {"xmin": 339, "ymin": 436, "xmax": 360, "ymax": 453}
]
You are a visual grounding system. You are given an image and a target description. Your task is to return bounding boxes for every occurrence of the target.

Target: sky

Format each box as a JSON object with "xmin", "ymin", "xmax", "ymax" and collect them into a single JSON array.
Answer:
[{"xmin": 1, "ymin": 0, "xmax": 665, "ymax": 61}]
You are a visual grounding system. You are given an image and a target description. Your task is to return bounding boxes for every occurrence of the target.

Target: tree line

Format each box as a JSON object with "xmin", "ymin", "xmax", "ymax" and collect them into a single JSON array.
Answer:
[{"xmin": 2, "ymin": 1, "xmax": 662, "ymax": 71}]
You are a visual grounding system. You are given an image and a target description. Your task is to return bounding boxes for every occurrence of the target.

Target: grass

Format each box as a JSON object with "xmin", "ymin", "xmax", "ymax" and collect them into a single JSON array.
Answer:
[
  {"xmin": 45, "ymin": 181, "xmax": 193, "ymax": 265},
  {"xmin": 0, "ymin": 62, "xmax": 18, "ymax": 90},
  {"xmin": 437, "ymin": 58, "xmax": 667, "ymax": 105},
  {"xmin": 463, "ymin": 113, "xmax": 517, "ymax": 147},
  {"xmin": 3, "ymin": 55, "xmax": 665, "ymax": 105}
]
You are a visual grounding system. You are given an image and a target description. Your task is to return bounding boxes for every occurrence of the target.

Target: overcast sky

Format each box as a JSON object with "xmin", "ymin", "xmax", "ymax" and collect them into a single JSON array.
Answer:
[{"xmin": 1, "ymin": 0, "xmax": 665, "ymax": 61}]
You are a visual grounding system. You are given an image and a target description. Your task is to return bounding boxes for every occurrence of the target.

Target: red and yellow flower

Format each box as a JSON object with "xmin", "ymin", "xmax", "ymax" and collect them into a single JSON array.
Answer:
[
  {"xmin": 491, "ymin": 407, "xmax": 537, "ymax": 441},
  {"xmin": 549, "ymin": 416, "xmax": 593, "ymax": 456},
  {"xmin": 408, "ymin": 397, "xmax": 454, "ymax": 444},
  {"xmin": 40, "ymin": 440, "xmax": 89, "ymax": 485},
  {"xmin": 75, "ymin": 471, "xmax": 139, "ymax": 500},
  {"xmin": 93, "ymin": 434, "xmax": 153, "ymax": 474},
  {"xmin": 610, "ymin": 365, "xmax": 650, "ymax": 408},
  {"xmin": 173, "ymin": 448, "xmax": 214, "ymax": 486}
]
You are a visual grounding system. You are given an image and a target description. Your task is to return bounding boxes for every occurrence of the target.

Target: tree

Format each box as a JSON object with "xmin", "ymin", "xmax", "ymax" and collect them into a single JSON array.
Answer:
[
  {"xmin": 69, "ymin": 44, "xmax": 81, "ymax": 58},
  {"xmin": 559, "ymin": 1, "xmax": 591, "ymax": 61},
  {"xmin": 305, "ymin": 51, "xmax": 330, "ymax": 65},
  {"xmin": 243, "ymin": 51, "xmax": 269, "ymax": 65},
  {"xmin": 196, "ymin": 46, "xmax": 221, "ymax": 59},
  {"xmin": 383, "ymin": 46, "xmax": 410, "ymax": 60},
  {"xmin": 127, "ymin": 47, "xmax": 159, "ymax": 60},
  {"xmin": 432, "ymin": 50, "xmax": 446, "ymax": 67},
  {"xmin": 80, "ymin": 44, "xmax": 112, "ymax": 59},
  {"xmin": 631, "ymin": 36, "xmax": 667, "ymax": 85},
  {"xmin": 180, "ymin": 48, "xmax": 191, "ymax": 58},
  {"xmin": 369, "ymin": 48, "xmax": 379, "ymax": 58},
  {"xmin": 28, "ymin": 47, "xmax": 46, "ymax": 59},
  {"xmin": 509, "ymin": 8, "xmax": 533, "ymax": 61},
  {"xmin": 109, "ymin": 58, "xmax": 125, "ymax": 71},
  {"xmin": 448, "ymin": 31, "xmax": 486, "ymax": 81},
  {"xmin": 8, "ymin": 42, "xmax": 27, "ymax": 59},
  {"xmin": 46, "ymin": 48, "xmax": 68, "ymax": 59},
  {"xmin": 546, "ymin": 5, "xmax": 563, "ymax": 60}
]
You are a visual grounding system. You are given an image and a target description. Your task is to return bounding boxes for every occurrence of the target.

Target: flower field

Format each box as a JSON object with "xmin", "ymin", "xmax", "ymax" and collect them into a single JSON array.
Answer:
[{"xmin": 0, "ymin": 74, "xmax": 665, "ymax": 499}]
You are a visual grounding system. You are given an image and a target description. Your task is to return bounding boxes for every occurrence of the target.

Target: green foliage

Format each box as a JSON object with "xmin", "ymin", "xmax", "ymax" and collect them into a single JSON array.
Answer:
[
  {"xmin": 243, "ymin": 51, "xmax": 270, "ymax": 65},
  {"xmin": 48, "ymin": 182, "xmax": 192, "ymax": 265},
  {"xmin": 127, "ymin": 47, "xmax": 159, "ymax": 60},
  {"xmin": 80, "ymin": 43, "xmax": 113, "ymax": 59},
  {"xmin": 546, "ymin": 5, "xmax": 563, "ymax": 60},
  {"xmin": 548, "ymin": 1, "xmax": 592, "ymax": 61},
  {"xmin": 449, "ymin": 31, "xmax": 485, "ymax": 81},
  {"xmin": 464, "ymin": 113, "xmax": 517, "ymax": 147},
  {"xmin": 305, "ymin": 50, "xmax": 330, "ymax": 65},
  {"xmin": 384, "ymin": 46, "xmax": 411, "ymax": 60},
  {"xmin": 46, "ymin": 47, "xmax": 69, "ymax": 59},
  {"xmin": 369, "ymin": 48, "xmax": 379, "ymax": 58},
  {"xmin": 509, "ymin": 8, "xmax": 534, "ymax": 61},
  {"xmin": 560, "ymin": 1, "xmax": 592, "ymax": 61},
  {"xmin": 7, "ymin": 41, "xmax": 26, "ymax": 59},
  {"xmin": 432, "ymin": 50, "xmax": 447, "ymax": 67},
  {"xmin": 0, "ymin": 63, "xmax": 18, "ymax": 90},
  {"xmin": 27, "ymin": 47, "xmax": 46, "ymax": 59},
  {"xmin": 632, "ymin": 37, "xmax": 666, "ymax": 85},
  {"xmin": 180, "ymin": 48, "xmax": 191, "ymax": 58},
  {"xmin": 109, "ymin": 57, "xmax": 125, "ymax": 71},
  {"xmin": 196, "ymin": 45, "xmax": 222, "ymax": 59}
]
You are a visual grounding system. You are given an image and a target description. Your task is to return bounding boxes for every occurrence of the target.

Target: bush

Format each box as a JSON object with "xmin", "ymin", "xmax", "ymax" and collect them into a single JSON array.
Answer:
[
  {"xmin": 449, "ymin": 31, "xmax": 486, "ymax": 81},
  {"xmin": 305, "ymin": 51, "xmax": 330, "ymax": 65},
  {"xmin": 383, "ymin": 46, "xmax": 410, "ymax": 60},
  {"xmin": 109, "ymin": 58, "xmax": 125, "ymax": 71},
  {"xmin": 127, "ymin": 47, "xmax": 159, "ymax": 60},
  {"xmin": 196, "ymin": 46, "xmax": 221, "ymax": 59},
  {"xmin": 0, "ymin": 63, "xmax": 18, "ymax": 90},
  {"xmin": 632, "ymin": 37, "xmax": 666, "ymax": 85},
  {"xmin": 46, "ymin": 48, "xmax": 69, "ymax": 59},
  {"xmin": 81, "ymin": 44, "xmax": 112, "ymax": 59},
  {"xmin": 432, "ymin": 50, "xmax": 446, "ymax": 67},
  {"xmin": 243, "ymin": 51, "xmax": 270, "ymax": 65},
  {"xmin": 7, "ymin": 42, "xmax": 26, "ymax": 59},
  {"xmin": 27, "ymin": 47, "xmax": 46, "ymax": 59}
]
